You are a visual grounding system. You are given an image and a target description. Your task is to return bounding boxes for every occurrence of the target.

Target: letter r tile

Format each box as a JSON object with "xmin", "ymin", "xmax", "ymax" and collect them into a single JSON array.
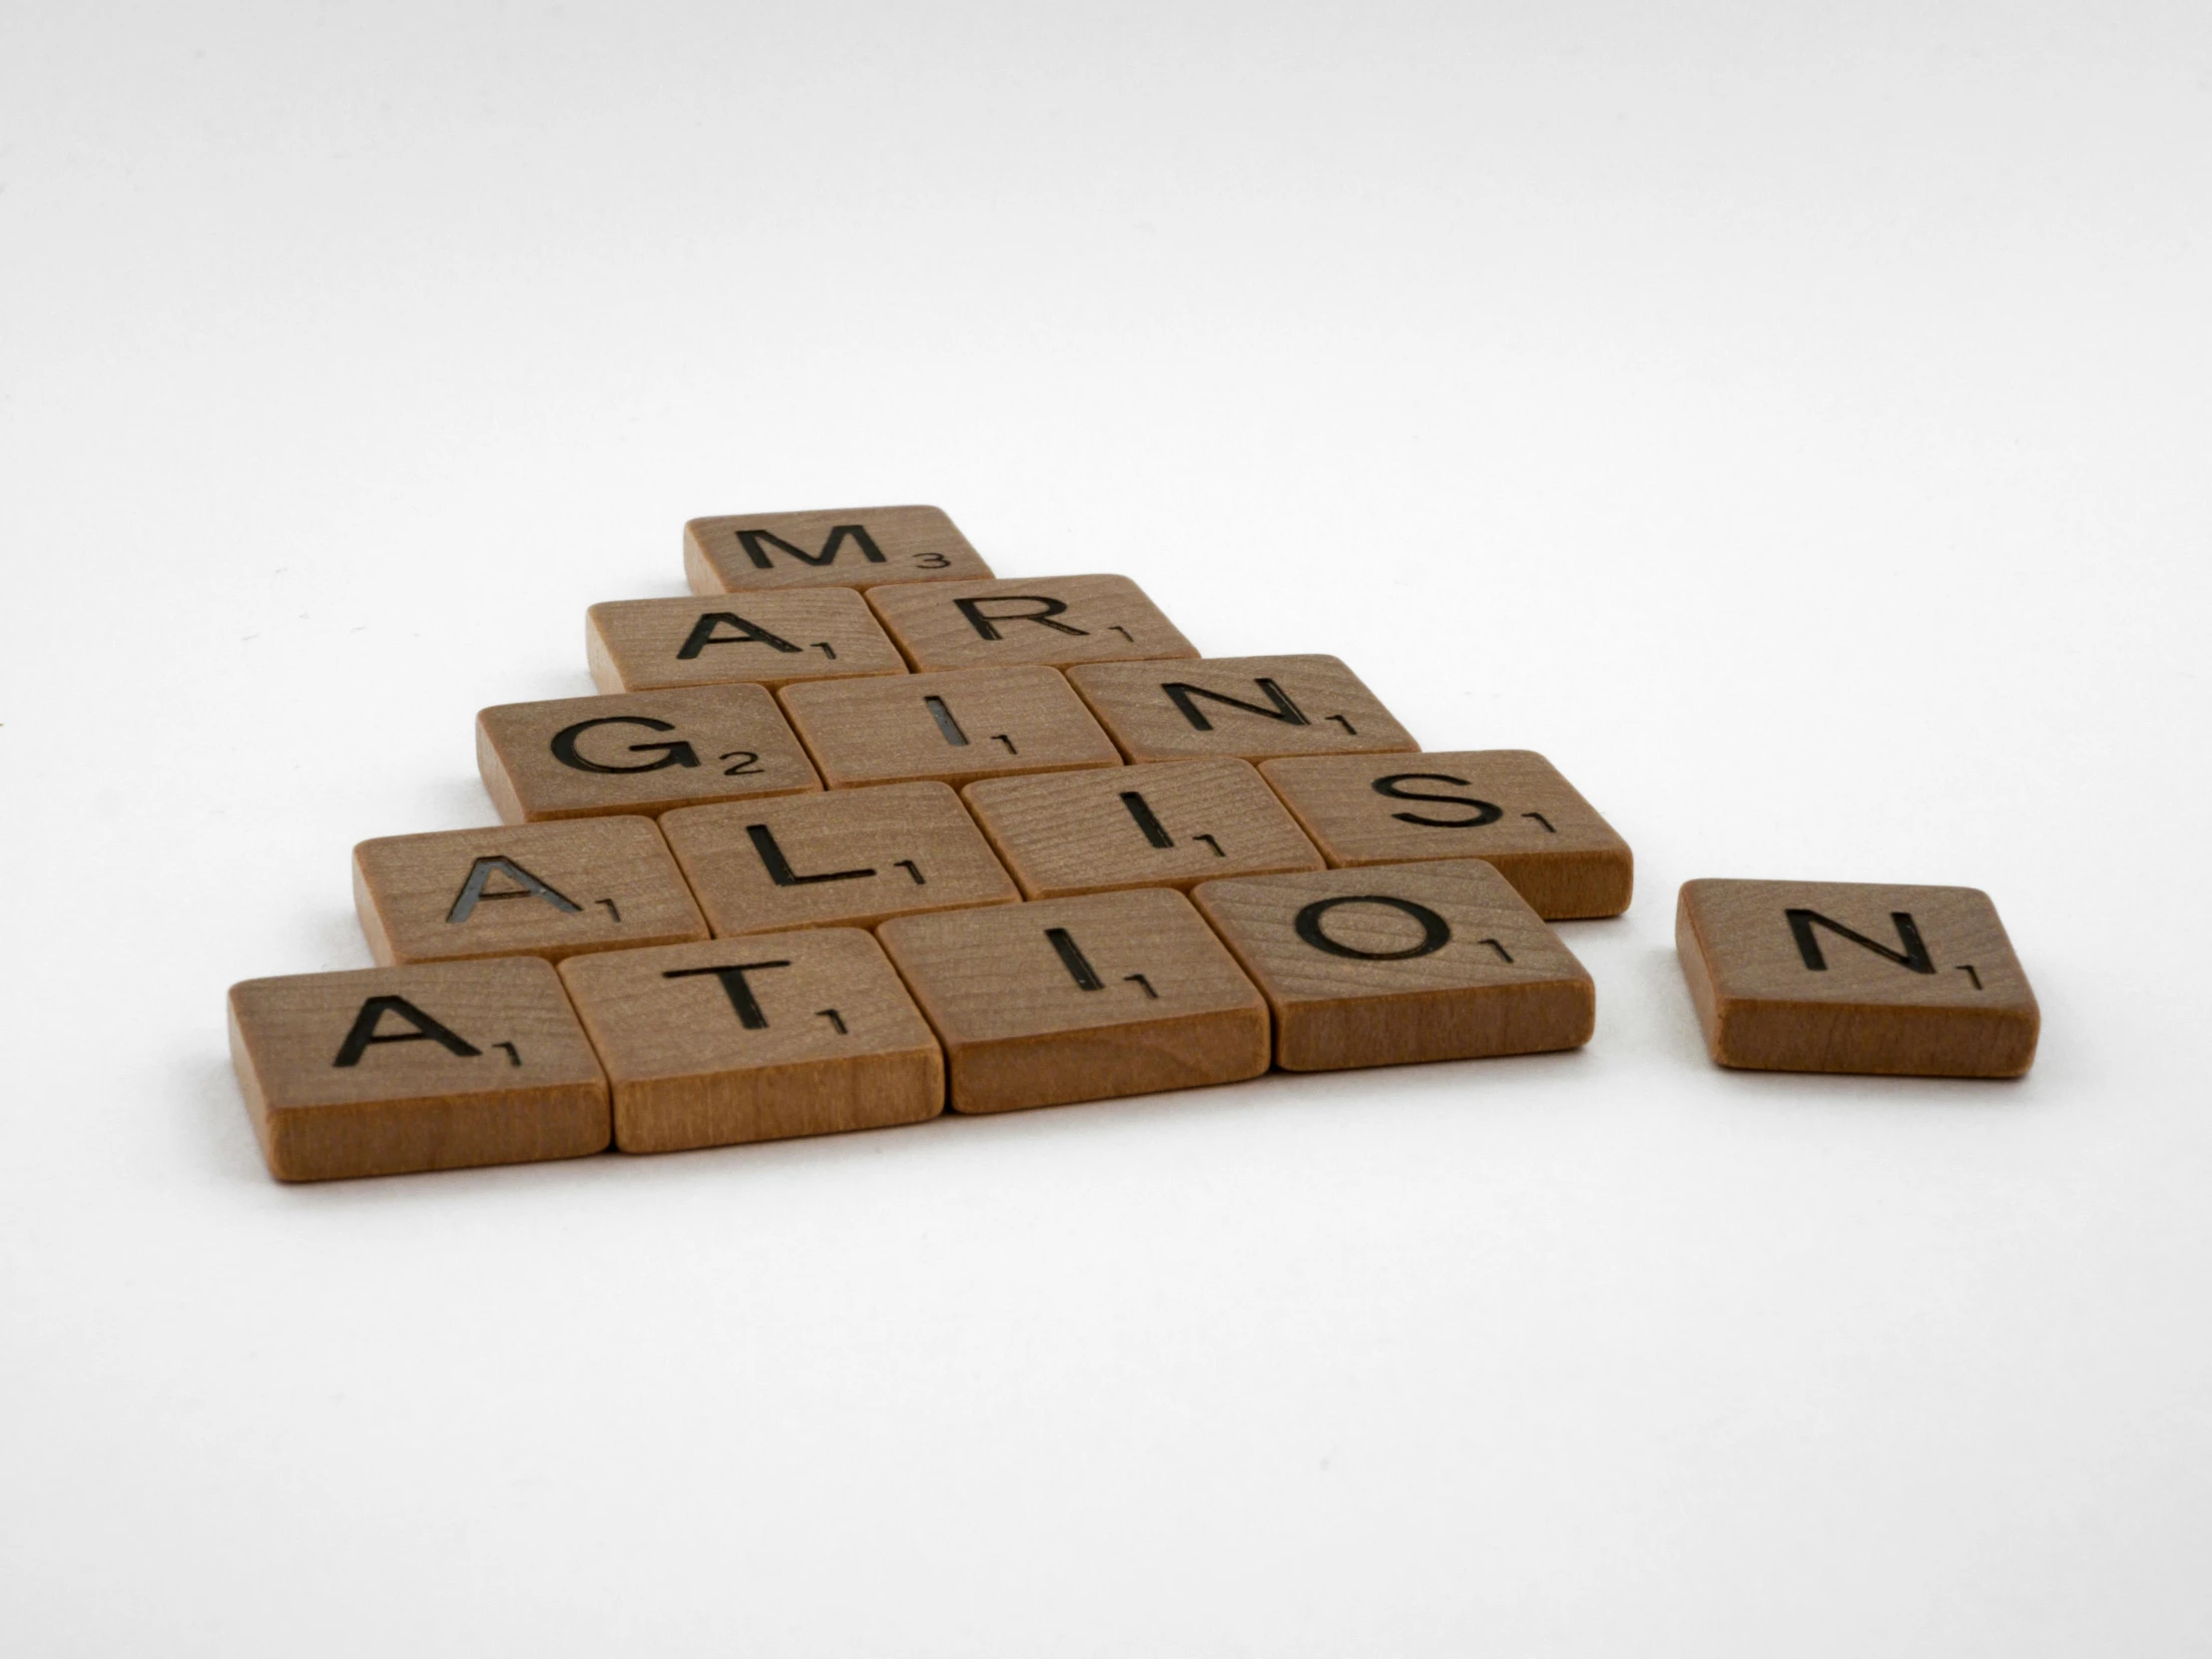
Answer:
[
  {"xmin": 865, "ymin": 575, "xmax": 1199, "ymax": 671},
  {"xmin": 1675, "ymin": 879, "xmax": 2039, "ymax": 1077}
]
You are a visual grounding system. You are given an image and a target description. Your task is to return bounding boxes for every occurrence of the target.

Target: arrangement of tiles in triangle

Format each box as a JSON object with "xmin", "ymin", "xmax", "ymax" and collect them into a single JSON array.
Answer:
[{"xmin": 228, "ymin": 505, "xmax": 2042, "ymax": 1181}]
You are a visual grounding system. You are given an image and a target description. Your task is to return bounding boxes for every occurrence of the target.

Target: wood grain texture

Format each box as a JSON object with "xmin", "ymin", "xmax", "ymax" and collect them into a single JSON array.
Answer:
[
  {"xmin": 227, "ymin": 957, "xmax": 610, "ymax": 1181},
  {"xmin": 558, "ymin": 930, "xmax": 942, "ymax": 1154},
  {"xmin": 353, "ymin": 816, "xmax": 709, "ymax": 965},
  {"xmin": 777, "ymin": 665, "xmax": 1123, "ymax": 790},
  {"xmin": 874, "ymin": 887, "xmax": 1270, "ymax": 1114},
  {"xmin": 685, "ymin": 505, "xmax": 991, "ymax": 593},
  {"xmin": 962, "ymin": 759, "xmax": 1323, "ymax": 899},
  {"xmin": 660, "ymin": 781, "xmax": 1019, "ymax": 935},
  {"xmin": 587, "ymin": 590, "xmax": 907, "ymax": 693},
  {"xmin": 1675, "ymin": 878, "xmax": 2039, "ymax": 1078},
  {"xmin": 864, "ymin": 575, "xmax": 1199, "ymax": 672},
  {"xmin": 1066, "ymin": 654, "xmax": 1418, "ymax": 763},
  {"xmin": 1259, "ymin": 749, "xmax": 1632, "ymax": 918},
  {"xmin": 1192, "ymin": 859, "xmax": 1594, "ymax": 1071},
  {"xmin": 476, "ymin": 683, "xmax": 822, "ymax": 823}
]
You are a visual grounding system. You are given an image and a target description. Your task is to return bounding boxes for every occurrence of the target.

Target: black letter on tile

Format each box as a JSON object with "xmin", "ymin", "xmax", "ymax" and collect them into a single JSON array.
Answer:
[
  {"xmin": 663, "ymin": 960, "xmax": 795, "ymax": 1029},
  {"xmin": 954, "ymin": 596, "xmax": 1088, "ymax": 641},
  {"xmin": 1046, "ymin": 927, "xmax": 1106, "ymax": 990},
  {"xmin": 1371, "ymin": 774, "xmax": 1504, "ymax": 829},
  {"xmin": 1294, "ymin": 895, "xmax": 1451, "ymax": 960},
  {"xmin": 676, "ymin": 612, "xmax": 803, "ymax": 659},
  {"xmin": 550, "ymin": 716, "xmax": 701, "ymax": 774},
  {"xmin": 737, "ymin": 524, "xmax": 886, "ymax": 570},
  {"xmin": 445, "ymin": 856, "xmax": 583, "ymax": 922},
  {"xmin": 1786, "ymin": 909, "xmax": 1936, "ymax": 974},
  {"xmin": 332, "ymin": 996, "xmax": 483, "ymax": 1066},
  {"xmin": 746, "ymin": 824, "xmax": 874, "ymax": 886},
  {"xmin": 1120, "ymin": 792, "xmax": 1176, "ymax": 847},
  {"xmin": 1161, "ymin": 678, "xmax": 1308, "ymax": 732}
]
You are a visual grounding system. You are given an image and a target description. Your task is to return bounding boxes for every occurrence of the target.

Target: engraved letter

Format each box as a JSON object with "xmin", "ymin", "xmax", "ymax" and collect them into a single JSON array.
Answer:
[
  {"xmin": 746, "ymin": 824, "xmax": 874, "ymax": 887},
  {"xmin": 676, "ymin": 611, "xmax": 803, "ymax": 659},
  {"xmin": 445, "ymin": 856, "xmax": 583, "ymax": 922},
  {"xmin": 549, "ymin": 716, "xmax": 701, "ymax": 774},
  {"xmin": 1371, "ymin": 774, "xmax": 1503, "ymax": 830},
  {"xmin": 1160, "ymin": 678, "xmax": 1308, "ymax": 733},
  {"xmin": 663, "ymin": 960, "xmax": 795, "ymax": 1029},
  {"xmin": 332, "ymin": 996, "xmax": 482, "ymax": 1066},
  {"xmin": 1293, "ymin": 895, "xmax": 1451, "ymax": 960},
  {"xmin": 736, "ymin": 524, "xmax": 886, "ymax": 570},
  {"xmin": 953, "ymin": 595, "xmax": 1088, "ymax": 641},
  {"xmin": 1786, "ymin": 909, "xmax": 1936, "ymax": 974}
]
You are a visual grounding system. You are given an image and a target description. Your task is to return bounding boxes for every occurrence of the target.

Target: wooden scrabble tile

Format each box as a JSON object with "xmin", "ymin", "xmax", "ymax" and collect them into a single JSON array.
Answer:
[
  {"xmin": 476, "ymin": 683, "xmax": 821, "ymax": 823},
  {"xmin": 962, "ymin": 759, "xmax": 1324, "ymax": 899},
  {"xmin": 685, "ymin": 505, "xmax": 991, "ymax": 593},
  {"xmin": 587, "ymin": 590, "xmax": 907, "ymax": 693},
  {"xmin": 864, "ymin": 575, "xmax": 1199, "ymax": 672},
  {"xmin": 353, "ymin": 817, "xmax": 710, "ymax": 966},
  {"xmin": 228, "ymin": 957, "xmax": 610, "ymax": 1181},
  {"xmin": 558, "ymin": 930, "xmax": 942, "ymax": 1153},
  {"xmin": 1259, "ymin": 750, "xmax": 1632, "ymax": 919},
  {"xmin": 660, "ymin": 782, "xmax": 1020, "ymax": 935},
  {"xmin": 1067, "ymin": 654, "xmax": 1418, "ymax": 764},
  {"xmin": 778, "ymin": 665, "xmax": 1122, "ymax": 791},
  {"xmin": 1192, "ymin": 859, "xmax": 1595, "ymax": 1072},
  {"xmin": 875, "ymin": 887, "xmax": 1270, "ymax": 1114},
  {"xmin": 1675, "ymin": 878, "xmax": 2039, "ymax": 1078}
]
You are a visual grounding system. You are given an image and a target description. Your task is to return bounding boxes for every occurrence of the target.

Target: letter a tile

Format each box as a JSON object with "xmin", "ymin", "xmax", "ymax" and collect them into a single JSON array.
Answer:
[
  {"xmin": 1260, "ymin": 749, "xmax": 1632, "ymax": 918},
  {"xmin": 559, "ymin": 930, "xmax": 943, "ymax": 1153},
  {"xmin": 1675, "ymin": 879, "xmax": 2039, "ymax": 1077},
  {"xmin": 228, "ymin": 958, "xmax": 611, "ymax": 1181},
  {"xmin": 686, "ymin": 505, "xmax": 992, "ymax": 593},
  {"xmin": 875, "ymin": 888, "xmax": 1270, "ymax": 1114},
  {"xmin": 1192, "ymin": 859, "xmax": 1595, "ymax": 1071},
  {"xmin": 588, "ymin": 590, "xmax": 907, "ymax": 693},
  {"xmin": 353, "ymin": 817, "xmax": 710, "ymax": 965},
  {"xmin": 1067, "ymin": 655, "xmax": 1417, "ymax": 764},
  {"xmin": 865, "ymin": 575, "xmax": 1198, "ymax": 671},
  {"xmin": 476, "ymin": 684, "xmax": 821, "ymax": 823}
]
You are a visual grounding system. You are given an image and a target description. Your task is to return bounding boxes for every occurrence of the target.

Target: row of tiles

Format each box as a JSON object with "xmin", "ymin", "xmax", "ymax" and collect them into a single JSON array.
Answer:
[
  {"xmin": 481, "ymin": 654, "xmax": 1433, "ymax": 822},
  {"xmin": 236, "ymin": 858, "xmax": 1593, "ymax": 1182},
  {"xmin": 362, "ymin": 752, "xmax": 1634, "ymax": 971},
  {"xmin": 593, "ymin": 573, "xmax": 1202, "ymax": 688},
  {"xmin": 235, "ymin": 862, "xmax": 2044, "ymax": 1185}
]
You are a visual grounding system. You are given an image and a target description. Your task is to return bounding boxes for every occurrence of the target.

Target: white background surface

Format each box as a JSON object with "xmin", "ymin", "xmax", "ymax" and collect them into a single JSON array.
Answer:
[{"xmin": 4, "ymin": 3, "xmax": 2209, "ymax": 1653}]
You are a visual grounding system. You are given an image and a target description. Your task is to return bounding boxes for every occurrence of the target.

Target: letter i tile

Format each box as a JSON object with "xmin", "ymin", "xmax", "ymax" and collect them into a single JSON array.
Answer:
[{"xmin": 875, "ymin": 887, "xmax": 1271, "ymax": 1113}]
